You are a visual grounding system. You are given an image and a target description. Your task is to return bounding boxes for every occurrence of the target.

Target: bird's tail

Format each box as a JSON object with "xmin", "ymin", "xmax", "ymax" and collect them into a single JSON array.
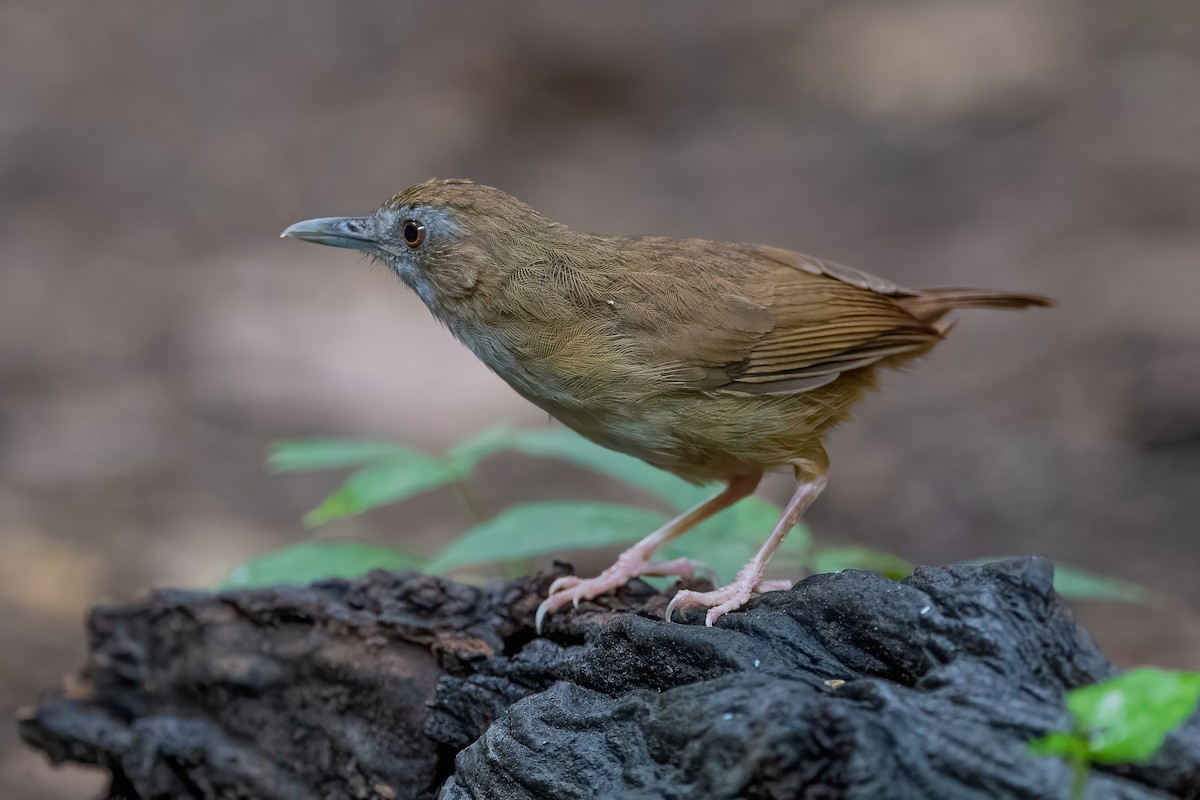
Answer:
[{"xmin": 899, "ymin": 288, "xmax": 1054, "ymax": 327}]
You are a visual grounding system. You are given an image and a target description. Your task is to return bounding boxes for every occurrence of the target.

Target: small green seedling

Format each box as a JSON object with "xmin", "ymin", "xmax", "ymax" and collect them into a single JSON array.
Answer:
[
  {"xmin": 219, "ymin": 427, "xmax": 1152, "ymax": 604},
  {"xmin": 221, "ymin": 542, "xmax": 421, "ymax": 589},
  {"xmin": 1031, "ymin": 668, "xmax": 1200, "ymax": 798}
]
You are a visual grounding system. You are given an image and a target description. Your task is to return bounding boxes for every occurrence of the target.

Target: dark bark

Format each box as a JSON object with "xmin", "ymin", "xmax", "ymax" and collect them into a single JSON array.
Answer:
[{"xmin": 17, "ymin": 558, "xmax": 1200, "ymax": 799}]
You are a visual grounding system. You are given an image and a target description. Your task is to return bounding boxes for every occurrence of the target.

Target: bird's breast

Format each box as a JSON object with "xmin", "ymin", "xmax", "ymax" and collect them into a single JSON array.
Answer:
[
  {"xmin": 448, "ymin": 315, "xmax": 634, "ymax": 410},
  {"xmin": 445, "ymin": 314, "xmax": 689, "ymax": 457}
]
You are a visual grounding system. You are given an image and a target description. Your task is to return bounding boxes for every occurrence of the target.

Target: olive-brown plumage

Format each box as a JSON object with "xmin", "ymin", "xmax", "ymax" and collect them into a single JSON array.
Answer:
[{"xmin": 283, "ymin": 178, "xmax": 1052, "ymax": 629}]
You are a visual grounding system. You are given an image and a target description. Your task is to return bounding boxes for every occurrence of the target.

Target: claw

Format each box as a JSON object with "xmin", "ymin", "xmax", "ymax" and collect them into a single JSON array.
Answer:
[
  {"xmin": 534, "ymin": 589, "xmax": 580, "ymax": 633},
  {"xmin": 661, "ymin": 575, "xmax": 792, "ymax": 627},
  {"xmin": 705, "ymin": 604, "xmax": 732, "ymax": 627},
  {"xmin": 534, "ymin": 599, "xmax": 550, "ymax": 634},
  {"xmin": 547, "ymin": 574, "xmax": 581, "ymax": 596},
  {"xmin": 664, "ymin": 590, "xmax": 692, "ymax": 623}
]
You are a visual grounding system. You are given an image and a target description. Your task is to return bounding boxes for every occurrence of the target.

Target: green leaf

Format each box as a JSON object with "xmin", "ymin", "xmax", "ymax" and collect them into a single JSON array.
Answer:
[
  {"xmin": 1050, "ymin": 565, "xmax": 1147, "ymax": 603},
  {"xmin": 268, "ymin": 439, "xmax": 410, "ymax": 472},
  {"xmin": 426, "ymin": 501, "xmax": 667, "ymax": 574},
  {"xmin": 506, "ymin": 427, "xmax": 713, "ymax": 511},
  {"xmin": 219, "ymin": 543, "xmax": 422, "ymax": 589},
  {"xmin": 965, "ymin": 558, "xmax": 1147, "ymax": 603},
  {"xmin": 811, "ymin": 546, "xmax": 913, "ymax": 580},
  {"xmin": 1067, "ymin": 668, "xmax": 1200, "ymax": 764},
  {"xmin": 446, "ymin": 425, "xmax": 516, "ymax": 473},
  {"xmin": 305, "ymin": 454, "xmax": 458, "ymax": 525},
  {"xmin": 681, "ymin": 539, "xmax": 761, "ymax": 585}
]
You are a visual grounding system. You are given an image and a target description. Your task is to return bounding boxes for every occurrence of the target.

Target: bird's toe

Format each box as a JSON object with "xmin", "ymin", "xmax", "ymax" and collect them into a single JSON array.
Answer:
[{"xmin": 547, "ymin": 574, "xmax": 583, "ymax": 595}]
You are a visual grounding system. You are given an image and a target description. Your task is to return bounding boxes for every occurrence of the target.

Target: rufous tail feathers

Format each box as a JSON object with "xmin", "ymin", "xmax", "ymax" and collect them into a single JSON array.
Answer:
[{"xmin": 899, "ymin": 288, "xmax": 1054, "ymax": 324}]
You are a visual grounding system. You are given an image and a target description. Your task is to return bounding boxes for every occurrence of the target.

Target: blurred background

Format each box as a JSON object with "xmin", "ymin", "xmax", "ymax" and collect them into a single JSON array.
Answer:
[{"xmin": 2, "ymin": 1, "xmax": 1199, "ymax": 796}]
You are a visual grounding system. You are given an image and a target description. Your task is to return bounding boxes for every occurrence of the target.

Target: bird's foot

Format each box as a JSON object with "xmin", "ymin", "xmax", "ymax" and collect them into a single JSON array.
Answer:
[
  {"xmin": 535, "ymin": 554, "xmax": 701, "ymax": 633},
  {"xmin": 665, "ymin": 568, "xmax": 793, "ymax": 627}
]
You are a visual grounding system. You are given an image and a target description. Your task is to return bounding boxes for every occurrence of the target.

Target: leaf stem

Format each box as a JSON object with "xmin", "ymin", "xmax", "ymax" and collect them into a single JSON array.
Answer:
[
  {"xmin": 1070, "ymin": 747, "xmax": 1088, "ymax": 800},
  {"xmin": 452, "ymin": 478, "xmax": 486, "ymax": 524}
]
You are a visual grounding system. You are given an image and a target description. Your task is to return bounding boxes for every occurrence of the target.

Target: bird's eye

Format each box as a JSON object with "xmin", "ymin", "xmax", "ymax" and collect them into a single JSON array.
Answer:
[{"xmin": 402, "ymin": 220, "xmax": 426, "ymax": 248}]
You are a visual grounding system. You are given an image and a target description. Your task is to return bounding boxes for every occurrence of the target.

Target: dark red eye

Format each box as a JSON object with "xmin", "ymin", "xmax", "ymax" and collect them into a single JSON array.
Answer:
[{"xmin": 402, "ymin": 220, "xmax": 426, "ymax": 248}]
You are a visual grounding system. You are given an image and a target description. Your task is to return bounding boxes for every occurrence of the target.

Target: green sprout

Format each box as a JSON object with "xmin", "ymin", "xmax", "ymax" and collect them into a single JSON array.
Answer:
[
  {"xmin": 1030, "ymin": 668, "xmax": 1200, "ymax": 798},
  {"xmin": 222, "ymin": 426, "xmax": 1148, "ymax": 607}
]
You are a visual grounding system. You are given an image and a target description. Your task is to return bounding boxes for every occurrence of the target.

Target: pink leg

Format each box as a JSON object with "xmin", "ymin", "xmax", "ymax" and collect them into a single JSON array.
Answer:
[
  {"xmin": 535, "ymin": 472, "xmax": 761, "ymax": 632},
  {"xmin": 666, "ymin": 463, "xmax": 828, "ymax": 627}
]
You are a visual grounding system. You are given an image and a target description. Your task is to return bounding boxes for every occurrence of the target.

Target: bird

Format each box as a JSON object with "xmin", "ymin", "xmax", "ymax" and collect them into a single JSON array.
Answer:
[{"xmin": 282, "ymin": 178, "xmax": 1052, "ymax": 631}]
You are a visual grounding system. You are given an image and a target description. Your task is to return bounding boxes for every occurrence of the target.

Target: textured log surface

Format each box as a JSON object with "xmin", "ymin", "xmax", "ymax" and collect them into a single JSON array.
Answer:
[{"xmin": 17, "ymin": 558, "xmax": 1200, "ymax": 799}]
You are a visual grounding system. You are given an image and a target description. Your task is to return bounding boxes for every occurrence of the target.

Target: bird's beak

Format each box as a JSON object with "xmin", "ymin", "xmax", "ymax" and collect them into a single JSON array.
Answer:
[{"xmin": 280, "ymin": 216, "xmax": 380, "ymax": 253}]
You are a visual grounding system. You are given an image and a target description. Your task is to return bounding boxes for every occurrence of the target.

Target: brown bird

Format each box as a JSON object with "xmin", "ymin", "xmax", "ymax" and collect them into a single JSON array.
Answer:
[{"xmin": 282, "ymin": 179, "xmax": 1051, "ymax": 630}]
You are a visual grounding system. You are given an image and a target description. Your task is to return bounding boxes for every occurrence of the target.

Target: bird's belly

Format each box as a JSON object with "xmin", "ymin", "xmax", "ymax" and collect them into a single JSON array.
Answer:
[
  {"xmin": 539, "ymin": 397, "xmax": 696, "ymax": 473},
  {"xmin": 512, "ymin": 380, "xmax": 844, "ymax": 483},
  {"xmin": 481, "ymin": 361, "xmax": 715, "ymax": 477},
  {"xmin": 451, "ymin": 320, "xmax": 859, "ymax": 481}
]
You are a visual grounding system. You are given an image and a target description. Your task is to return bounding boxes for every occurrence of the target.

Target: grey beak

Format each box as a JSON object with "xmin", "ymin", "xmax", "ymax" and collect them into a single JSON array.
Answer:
[{"xmin": 280, "ymin": 216, "xmax": 379, "ymax": 252}]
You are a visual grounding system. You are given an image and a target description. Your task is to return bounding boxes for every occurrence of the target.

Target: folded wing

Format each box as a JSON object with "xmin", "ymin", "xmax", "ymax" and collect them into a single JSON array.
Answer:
[{"xmin": 645, "ymin": 245, "xmax": 944, "ymax": 395}]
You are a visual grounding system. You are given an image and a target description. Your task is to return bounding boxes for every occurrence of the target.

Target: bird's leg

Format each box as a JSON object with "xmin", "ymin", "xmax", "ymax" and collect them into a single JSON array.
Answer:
[
  {"xmin": 666, "ymin": 459, "xmax": 828, "ymax": 627},
  {"xmin": 535, "ymin": 472, "xmax": 761, "ymax": 632}
]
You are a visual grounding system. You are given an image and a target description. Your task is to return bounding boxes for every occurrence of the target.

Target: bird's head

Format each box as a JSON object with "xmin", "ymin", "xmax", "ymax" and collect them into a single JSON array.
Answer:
[{"xmin": 282, "ymin": 179, "xmax": 555, "ymax": 315}]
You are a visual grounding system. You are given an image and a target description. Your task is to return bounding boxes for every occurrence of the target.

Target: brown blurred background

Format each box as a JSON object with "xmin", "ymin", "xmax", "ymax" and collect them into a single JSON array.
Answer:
[{"xmin": 3, "ymin": 1, "xmax": 1199, "ymax": 796}]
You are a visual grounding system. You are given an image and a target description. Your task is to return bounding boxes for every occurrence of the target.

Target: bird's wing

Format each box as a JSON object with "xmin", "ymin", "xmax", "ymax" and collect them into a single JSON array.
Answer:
[{"xmin": 642, "ymin": 245, "xmax": 943, "ymax": 395}]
